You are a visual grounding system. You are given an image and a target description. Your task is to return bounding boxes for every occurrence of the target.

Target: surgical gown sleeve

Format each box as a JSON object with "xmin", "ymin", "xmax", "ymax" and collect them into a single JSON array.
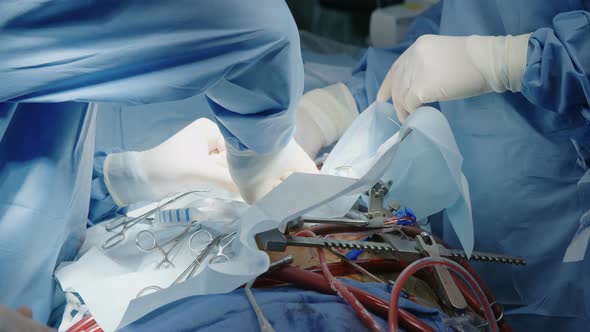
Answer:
[
  {"xmin": 522, "ymin": 10, "xmax": 590, "ymax": 118},
  {"xmin": 344, "ymin": 2, "xmax": 442, "ymax": 112},
  {"xmin": 0, "ymin": 0, "xmax": 303, "ymax": 154}
]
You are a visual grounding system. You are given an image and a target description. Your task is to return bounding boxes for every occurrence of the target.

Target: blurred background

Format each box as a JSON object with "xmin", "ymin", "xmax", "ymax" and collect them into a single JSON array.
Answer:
[{"xmin": 286, "ymin": 0, "xmax": 438, "ymax": 46}]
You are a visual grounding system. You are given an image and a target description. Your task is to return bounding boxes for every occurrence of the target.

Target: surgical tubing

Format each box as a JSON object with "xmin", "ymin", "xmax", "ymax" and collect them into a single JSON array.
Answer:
[
  {"xmin": 449, "ymin": 272, "xmax": 507, "ymax": 331},
  {"xmin": 295, "ymin": 225, "xmax": 503, "ymax": 331},
  {"xmin": 296, "ymin": 230, "xmax": 385, "ymax": 332},
  {"xmin": 388, "ymin": 257, "xmax": 498, "ymax": 332},
  {"xmin": 450, "ymin": 274, "xmax": 484, "ymax": 315},
  {"xmin": 454, "ymin": 260, "xmax": 509, "ymax": 331},
  {"xmin": 319, "ymin": 246, "xmax": 497, "ymax": 327},
  {"xmin": 305, "ymin": 258, "xmax": 407, "ymax": 277},
  {"xmin": 268, "ymin": 265, "xmax": 435, "ymax": 332},
  {"xmin": 400, "ymin": 226, "xmax": 509, "ymax": 330}
]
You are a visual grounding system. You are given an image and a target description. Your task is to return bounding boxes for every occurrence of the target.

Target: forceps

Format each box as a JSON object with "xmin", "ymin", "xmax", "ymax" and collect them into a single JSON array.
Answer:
[
  {"xmin": 135, "ymin": 221, "xmax": 201, "ymax": 268},
  {"xmin": 136, "ymin": 232, "xmax": 237, "ymax": 298},
  {"xmin": 102, "ymin": 191, "xmax": 204, "ymax": 249}
]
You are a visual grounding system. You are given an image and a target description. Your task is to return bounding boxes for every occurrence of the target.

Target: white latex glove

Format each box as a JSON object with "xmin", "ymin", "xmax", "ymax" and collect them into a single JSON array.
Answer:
[
  {"xmin": 104, "ymin": 118, "xmax": 238, "ymax": 207},
  {"xmin": 294, "ymin": 83, "xmax": 359, "ymax": 159},
  {"xmin": 227, "ymin": 138, "xmax": 319, "ymax": 204},
  {"xmin": 377, "ymin": 34, "xmax": 531, "ymax": 122}
]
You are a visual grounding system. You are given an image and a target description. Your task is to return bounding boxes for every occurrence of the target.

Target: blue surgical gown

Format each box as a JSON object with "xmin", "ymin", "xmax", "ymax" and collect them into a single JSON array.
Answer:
[
  {"xmin": 118, "ymin": 279, "xmax": 448, "ymax": 332},
  {"xmin": 88, "ymin": 37, "xmax": 363, "ymax": 223},
  {"xmin": 0, "ymin": 0, "xmax": 303, "ymax": 324},
  {"xmin": 345, "ymin": 1, "xmax": 590, "ymax": 331}
]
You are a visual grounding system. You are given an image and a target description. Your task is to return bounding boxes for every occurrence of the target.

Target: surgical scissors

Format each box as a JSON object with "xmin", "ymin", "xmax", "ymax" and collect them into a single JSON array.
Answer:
[
  {"xmin": 136, "ymin": 232, "xmax": 237, "ymax": 298},
  {"xmin": 185, "ymin": 230, "xmax": 236, "ymax": 265},
  {"xmin": 208, "ymin": 231, "xmax": 236, "ymax": 263},
  {"xmin": 102, "ymin": 191, "xmax": 205, "ymax": 249},
  {"xmin": 135, "ymin": 220, "xmax": 201, "ymax": 268}
]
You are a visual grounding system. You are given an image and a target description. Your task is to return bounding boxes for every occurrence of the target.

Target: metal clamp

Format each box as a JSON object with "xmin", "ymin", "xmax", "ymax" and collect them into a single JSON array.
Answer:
[
  {"xmin": 287, "ymin": 182, "xmax": 394, "ymax": 230},
  {"xmin": 367, "ymin": 181, "xmax": 393, "ymax": 220},
  {"xmin": 415, "ymin": 232, "xmax": 468, "ymax": 311}
]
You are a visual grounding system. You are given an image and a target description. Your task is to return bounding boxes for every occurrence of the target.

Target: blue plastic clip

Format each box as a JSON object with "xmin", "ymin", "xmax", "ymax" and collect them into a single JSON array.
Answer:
[
  {"xmin": 394, "ymin": 207, "xmax": 417, "ymax": 226},
  {"xmin": 345, "ymin": 237, "xmax": 370, "ymax": 260}
]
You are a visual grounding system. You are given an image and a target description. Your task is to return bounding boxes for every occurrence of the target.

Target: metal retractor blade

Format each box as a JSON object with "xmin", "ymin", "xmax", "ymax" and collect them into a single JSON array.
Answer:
[
  {"xmin": 442, "ymin": 248, "xmax": 526, "ymax": 266},
  {"xmin": 314, "ymin": 236, "xmax": 526, "ymax": 266},
  {"xmin": 257, "ymin": 230, "xmax": 526, "ymax": 266}
]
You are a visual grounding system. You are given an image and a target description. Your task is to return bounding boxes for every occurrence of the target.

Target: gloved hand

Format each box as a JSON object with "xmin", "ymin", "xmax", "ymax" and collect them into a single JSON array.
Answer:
[
  {"xmin": 377, "ymin": 34, "xmax": 531, "ymax": 122},
  {"xmin": 104, "ymin": 118, "xmax": 239, "ymax": 206},
  {"xmin": 294, "ymin": 83, "xmax": 359, "ymax": 159},
  {"xmin": 0, "ymin": 305, "xmax": 56, "ymax": 332},
  {"xmin": 227, "ymin": 138, "xmax": 319, "ymax": 204}
]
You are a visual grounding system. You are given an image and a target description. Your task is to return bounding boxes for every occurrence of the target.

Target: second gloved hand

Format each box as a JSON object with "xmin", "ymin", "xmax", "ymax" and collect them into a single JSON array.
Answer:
[
  {"xmin": 294, "ymin": 83, "xmax": 359, "ymax": 159},
  {"xmin": 377, "ymin": 34, "xmax": 530, "ymax": 122},
  {"xmin": 104, "ymin": 118, "xmax": 238, "ymax": 207},
  {"xmin": 227, "ymin": 138, "xmax": 319, "ymax": 204}
]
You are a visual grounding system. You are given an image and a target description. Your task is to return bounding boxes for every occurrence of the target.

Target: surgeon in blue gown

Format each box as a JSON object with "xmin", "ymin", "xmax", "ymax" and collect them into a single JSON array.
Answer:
[
  {"xmin": 0, "ymin": 0, "xmax": 318, "ymax": 329},
  {"xmin": 298, "ymin": 1, "xmax": 589, "ymax": 331}
]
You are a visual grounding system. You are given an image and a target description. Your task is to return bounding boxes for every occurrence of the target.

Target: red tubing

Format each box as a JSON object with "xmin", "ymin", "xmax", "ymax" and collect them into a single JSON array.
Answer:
[
  {"xmin": 253, "ymin": 258, "xmax": 406, "ymax": 289},
  {"xmin": 450, "ymin": 274, "xmax": 483, "ymax": 313},
  {"xmin": 309, "ymin": 224, "xmax": 365, "ymax": 236},
  {"xmin": 268, "ymin": 265, "xmax": 436, "ymax": 332},
  {"xmin": 399, "ymin": 226, "xmax": 511, "ymax": 332},
  {"xmin": 296, "ymin": 229, "xmax": 385, "ymax": 332},
  {"xmin": 281, "ymin": 226, "xmax": 504, "ymax": 332},
  {"xmin": 388, "ymin": 257, "xmax": 498, "ymax": 332},
  {"xmin": 306, "ymin": 258, "xmax": 407, "ymax": 276},
  {"xmin": 455, "ymin": 260, "xmax": 510, "ymax": 332}
]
